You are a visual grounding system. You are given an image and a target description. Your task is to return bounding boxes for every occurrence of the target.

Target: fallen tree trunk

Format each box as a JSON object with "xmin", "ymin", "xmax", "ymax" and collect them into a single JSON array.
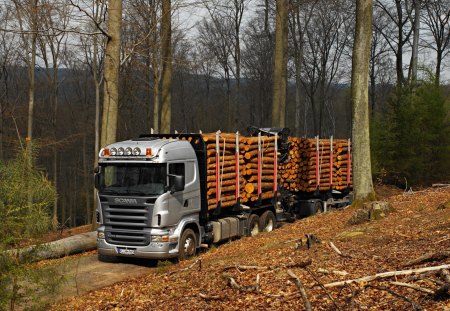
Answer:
[{"xmin": 10, "ymin": 231, "xmax": 97, "ymax": 263}]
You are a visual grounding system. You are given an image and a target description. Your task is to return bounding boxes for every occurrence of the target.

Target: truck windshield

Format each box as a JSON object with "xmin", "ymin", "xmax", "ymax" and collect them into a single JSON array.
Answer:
[{"xmin": 98, "ymin": 163, "xmax": 166, "ymax": 196}]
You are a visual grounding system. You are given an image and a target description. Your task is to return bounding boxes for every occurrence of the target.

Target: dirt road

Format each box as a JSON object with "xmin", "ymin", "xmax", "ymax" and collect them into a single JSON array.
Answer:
[{"xmin": 53, "ymin": 252, "xmax": 158, "ymax": 301}]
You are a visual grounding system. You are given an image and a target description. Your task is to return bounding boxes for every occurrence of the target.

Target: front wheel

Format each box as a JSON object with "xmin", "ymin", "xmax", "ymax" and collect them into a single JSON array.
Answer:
[{"xmin": 178, "ymin": 229, "xmax": 197, "ymax": 261}]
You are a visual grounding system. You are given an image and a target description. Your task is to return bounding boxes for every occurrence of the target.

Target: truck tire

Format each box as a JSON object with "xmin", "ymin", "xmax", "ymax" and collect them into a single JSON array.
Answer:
[
  {"xmin": 178, "ymin": 229, "xmax": 197, "ymax": 261},
  {"xmin": 259, "ymin": 210, "xmax": 276, "ymax": 232},
  {"xmin": 314, "ymin": 201, "xmax": 323, "ymax": 214},
  {"xmin": 247, "ymin": 214, "xmax": 260, "ymax": 237}
]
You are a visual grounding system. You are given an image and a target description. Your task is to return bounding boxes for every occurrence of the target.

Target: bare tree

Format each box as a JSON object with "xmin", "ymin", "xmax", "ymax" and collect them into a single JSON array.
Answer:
[
  {"xmin": 101, "ymin": 0, "xmax": 122, "ymax": 146},
  {"xmin": 352, "ymin": 0, "xmax": 375, "ymax": 201},
  {"xmin": 37, "ymin": 0, "xmax": 71, "ymax": 229},
  {"xmin": 374, "ymin": 0, "xmax": 414, "ymax": 86},
  {"xmin": 301, "ymin": 0, "xmax": 354, "ymax": 136},
  {"xmin": 160, "ymin": 0, "xmax": 172, "ymax": 132},
  {"xmin": 289, "ymin": 0, "xmax": 318, "ymax": 135},
  {"xmin": 271, "ymin": 0, "xmax": 288, "ymax": 127},
  {"xmin": 422, "ymin": 0, "xmax": 450, "ymax": 85},
  {"xmin": 12, "ymin": 0, "xmax": 39, "ymax": 160}
]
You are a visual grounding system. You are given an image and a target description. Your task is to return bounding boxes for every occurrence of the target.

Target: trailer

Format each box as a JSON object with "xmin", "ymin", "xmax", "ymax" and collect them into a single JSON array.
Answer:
[{"xmin": 94, "ymin": 128, "xmax": 352, "ymax": 263}]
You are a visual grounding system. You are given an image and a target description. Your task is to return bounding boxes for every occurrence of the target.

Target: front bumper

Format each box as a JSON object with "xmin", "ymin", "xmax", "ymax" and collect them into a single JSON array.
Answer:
[{"xmin": 97, "ymin": 232, "xmax": 180, "ymax": 260}]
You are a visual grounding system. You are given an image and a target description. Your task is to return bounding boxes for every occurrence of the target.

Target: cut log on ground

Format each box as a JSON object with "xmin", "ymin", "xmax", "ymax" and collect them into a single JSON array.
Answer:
[{"xmin": 9, "ymin": 231, "xmax": 97, "ymax": 263}]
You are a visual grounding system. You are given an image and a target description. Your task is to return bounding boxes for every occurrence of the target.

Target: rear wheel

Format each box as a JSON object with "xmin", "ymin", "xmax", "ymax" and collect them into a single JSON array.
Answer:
[
  {"xmin": 178, "ymin": 229, "xmax": 197, "ymax": 261},
  {"xmin": 259, "ymin": 210, "xmax": 276, "ymax": 232},
  {"xmin": 314, "ymin": 201, "xmax": 323, "ymax": 214},
  {"xmin": 247, "ymin": 214, "xmax": 260, "ymax": 237}
]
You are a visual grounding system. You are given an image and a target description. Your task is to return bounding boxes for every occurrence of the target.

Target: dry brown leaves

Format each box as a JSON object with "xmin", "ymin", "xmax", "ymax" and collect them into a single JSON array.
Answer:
[{"xmin": 52, "ymin": 186, "xmax": 450, "ymax": 310}]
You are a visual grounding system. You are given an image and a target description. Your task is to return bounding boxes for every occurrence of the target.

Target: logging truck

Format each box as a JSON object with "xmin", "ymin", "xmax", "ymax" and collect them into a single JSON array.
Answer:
[{"xmin": 94, "ymin": 128, "xmax": 352, "ymax": 263}]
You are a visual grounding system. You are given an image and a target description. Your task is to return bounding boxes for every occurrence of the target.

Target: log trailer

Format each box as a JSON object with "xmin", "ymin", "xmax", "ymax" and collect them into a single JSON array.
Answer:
[{"xmin": 94, "ymin": 128, "xmax": 352, "ymax": 263}]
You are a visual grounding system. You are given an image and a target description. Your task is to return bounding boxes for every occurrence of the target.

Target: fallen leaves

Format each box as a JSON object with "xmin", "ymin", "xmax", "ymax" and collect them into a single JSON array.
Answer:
[{"xmin": 51, "ymin": 186, "xmax": 450, "ymax": 310}]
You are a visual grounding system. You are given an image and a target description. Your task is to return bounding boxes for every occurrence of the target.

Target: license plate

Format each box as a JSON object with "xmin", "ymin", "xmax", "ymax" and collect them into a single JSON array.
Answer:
[{"xmin": 118, "ymin": 248, "xmax": 135, "ymax": 255}]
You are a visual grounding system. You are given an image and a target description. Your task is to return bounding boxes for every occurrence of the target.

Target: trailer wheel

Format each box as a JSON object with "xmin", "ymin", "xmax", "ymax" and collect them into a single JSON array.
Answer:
[
  {"xmin": 247, "ymin": 214, "xmax": 260, "ymax": 237},
  {"xmin": 314, "ymin": 201, "xmax": 323, "ymax": 214},
  {"xmin": 259, "ymin": 210, "xmax": 276, "ymax": 232},
  {"xmin": 178, "ymin": 229, "xmax": 197, "ymax": 261}
]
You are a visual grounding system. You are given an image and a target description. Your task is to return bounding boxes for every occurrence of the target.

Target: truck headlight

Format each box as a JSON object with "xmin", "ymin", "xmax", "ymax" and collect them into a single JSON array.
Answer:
[
  {"xmin": 133, "ymin": 147, "xmax": 141, "ymax": 155},
  {"xmin": 125, "ymin": 147, "xmax": 132, "ymax": 155},
  {"xmin": 151, "ymin": 235, "xmax": 177, "ymax": 243},
  {"xmin": 118, "ymin": 147, "xmax": 124, "ymax": 155},
  {"xmin": 110, "ymin": 148, "xmax": 117, "ymax": 156}
]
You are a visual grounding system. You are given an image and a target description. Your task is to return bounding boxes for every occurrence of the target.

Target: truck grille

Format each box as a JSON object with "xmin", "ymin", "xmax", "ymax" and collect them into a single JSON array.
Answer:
[{"xmin": 102, "ymin": 203, "xmax": 152, "ymax": 246}]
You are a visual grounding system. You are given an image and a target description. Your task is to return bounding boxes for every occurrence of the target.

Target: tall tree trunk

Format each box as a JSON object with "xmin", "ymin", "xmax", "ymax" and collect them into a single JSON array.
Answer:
[
  {"xmin": 92, "ymin": 17, "xmax": 101, "ymax": 228},
  {"xmin": 101, "ymin": 0, "xmax": 122, "ymax": 146},
  {"xmin": 351, "ymin": 0, "xmax": 375, "ymax": 201},
  {"xmin": 272, "ymin": 0, "xmax": 288, "ymax": 127},
  {"xmin": 409, "ymin": 0, "xmax": 420, "ymax": 84},
  {"xmin": 160, "ymin": 0, "xmax": 172, "ymax": 133},
  {"xmin": 395, "ymin": 0, "xmax": 405, "ymax": 86},
  {"xmin": 151, "ymin": 3, "xmax": 160, "ymax": 133}
]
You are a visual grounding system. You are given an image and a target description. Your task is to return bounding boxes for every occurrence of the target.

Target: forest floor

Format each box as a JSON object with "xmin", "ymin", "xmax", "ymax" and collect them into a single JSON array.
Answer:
[{"xmin": 48, "ymin": 185, "xmax": 450, "ymax": 310}]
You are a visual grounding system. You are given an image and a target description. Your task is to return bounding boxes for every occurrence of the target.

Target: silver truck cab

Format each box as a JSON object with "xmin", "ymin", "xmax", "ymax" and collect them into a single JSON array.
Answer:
[{"xmin": 95, "ymin": 137, "xmax": 202, "ymax": 261}]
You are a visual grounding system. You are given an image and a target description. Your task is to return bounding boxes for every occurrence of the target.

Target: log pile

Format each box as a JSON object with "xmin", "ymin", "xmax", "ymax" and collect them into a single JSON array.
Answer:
[
  {"xmin": 202, "ymin": 133, "xmax": 246, "ymax": 210},
  {"xmin": 240, "ymin": 135, "xmax": 278, "ymax": 203},
  {"xmin": 279, "ymin": 137, "xmax": 352, "ymax": 192},
  {"xmin": 167, "ymin": 132, "xmax": 352, "ymax": 211}
]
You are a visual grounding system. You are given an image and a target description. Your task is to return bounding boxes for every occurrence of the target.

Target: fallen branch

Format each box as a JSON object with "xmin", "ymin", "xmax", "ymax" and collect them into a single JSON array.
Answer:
[
  {"xmin": 324, "ymin": 264, "xmax": 450, "ymax": 288},
  {"xmin": 306, "ymin": 267, "xmax": 340, "ymax": 310},
  {"xmin": 222, "ymin": 258, "xmax": 312, "ymax": 272},
  {"xmin": 223, "ymin": 265, "xmax": 269, "ymax": 272},
  {"xmin": 366, "ymin": 285, "xmax": 422, "ymax": 311},
  {"xmin": 389, "ymin": 281, "xmax": 434, "ymax": 294},
  {"xmin": 329, "ymin": 242, "xmax": 350, "ymax": 258},
  {"xmin": 287, "ymin": 270, "xmax": 312, "ymax": 311},
  {"xmin": 227, "ymin": 274, "xmax": 260, "ymax": 293},
  {"xmin": 167, "ymin": 259, "xmax": 201, "ymax": 275},
  {"xmin": 403, "ymin": 250, "xmax": 450, "ymax": 267},
  {"xmin": 198, "ymin": 292, "xmax": 225, "ymax": 301}
]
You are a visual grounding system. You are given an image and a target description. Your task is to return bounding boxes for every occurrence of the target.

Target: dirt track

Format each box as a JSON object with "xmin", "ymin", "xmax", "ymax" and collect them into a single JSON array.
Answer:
[{"xmin": 53, "ymin": 253, "xmax": 158, "ymax": 300}]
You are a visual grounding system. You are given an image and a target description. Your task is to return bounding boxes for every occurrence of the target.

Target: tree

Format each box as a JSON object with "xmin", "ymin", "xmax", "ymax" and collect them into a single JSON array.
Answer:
[
  {"xmin": 289, "ymin": 0, "xmax": 318, "ymax": 135},
  {"xmin": 12, "ymin": 0, "xmax": 39, "ymax": 163},
  {"xmin": 374, "ymin": 0, "xmax": 413, "ymax": 86},
  {"xmin": 160, "ymin": 0, "xmax": 172, "ymax": 133},
  {"xmin": 101, "ymin": 0, "xmax": 122, "ymax": 147},
  {"xmin": 422, "ymin": 0, "xmax": 450, "ymax": 85},
  {"xmin": 0, "ymin": 146, "xmax": 59, "ymax": 310},
  {"xmin": 271, "ymin": 0, "xmax": 288, "ymax": 127},
  {"xmin": 37, "ymin": 0, "xmax": 71, "ymax": 230},
  {"xmin": 351, "ymin": 0, "xmax": 375, "ymax": 201}
]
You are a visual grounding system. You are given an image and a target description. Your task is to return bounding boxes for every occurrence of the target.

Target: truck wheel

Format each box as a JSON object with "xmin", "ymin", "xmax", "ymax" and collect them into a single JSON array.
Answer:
[
  {"xmin": 247, "ymin": 214, "xmax": 260, "ymax": 237},
  {"xmin": 314, "ymin": 201, "xmax": 323, "ymax": 214},
  {"xmin": 178, "ymin": 229, "xmax": 197, "ymax": 261},
  {"xmin": 259, "ymin": 210, "xmax": 276, "ymax": 232}
]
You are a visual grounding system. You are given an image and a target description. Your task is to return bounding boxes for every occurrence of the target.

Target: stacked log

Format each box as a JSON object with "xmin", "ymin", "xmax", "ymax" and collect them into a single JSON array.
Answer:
[
  {"xmin": 240, "ymin": 135, "xmax": 278, "ymax": 203},
  {"xmin": 202, "ymin": 133, "xmax": 246, "ymax": 210},
  {"xmin": 279, "ymin": 137, "xmax": 352, "ymax": 192}
]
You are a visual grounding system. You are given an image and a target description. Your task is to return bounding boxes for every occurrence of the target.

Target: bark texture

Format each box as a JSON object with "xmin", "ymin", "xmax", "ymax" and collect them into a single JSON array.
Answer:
[
  {"xmin": 351, "ymin": 0, "xmax": 374, "ymax": 201},
  {"xmin": 101, "ymin": 0, "xmax": 122, "ymax": 146},
  {"xmin": 160, "ymin": 0, "xmax": 172, "ymax": 133},
  {"xmin": 271, "ymin": 0, "xmax": 288, "ymax": 127}
]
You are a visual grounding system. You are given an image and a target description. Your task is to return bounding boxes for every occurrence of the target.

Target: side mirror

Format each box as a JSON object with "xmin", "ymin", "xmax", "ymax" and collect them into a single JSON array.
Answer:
[
  {"xmin": 94, "ymin": 173, "xmax": 100, "ymax": 189},
  {"xmin": 94, "ymin": 166, "xmax": 100, "ymax": 189},
  {"xmin": 168, "ymin": 174, "xmax": 184, "ymax": 194}
]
